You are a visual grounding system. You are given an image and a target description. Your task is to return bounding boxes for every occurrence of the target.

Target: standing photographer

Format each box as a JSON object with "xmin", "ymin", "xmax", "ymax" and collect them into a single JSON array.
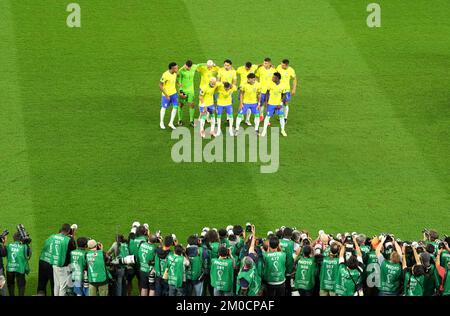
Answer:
[
  {"xmin": 167, "ymin": 245, "xmax": 190, "ymax": 296},
  {"xmin": 279, "ymin": 227, "xmax": 295, "ymax": 296},
  {"xmin": 186, "ymin": 235, "xmax": 208, "ymax": 296},
  {"xmin": 70, "ymin": 237, "xmax": 88, "ymax": 296},
  {"xmin": 86, "ymin": 239, "xmax": 110, "ymax": 296},
  {"xmin": 293, "ymin": 244, "xmax": 318, "ymax": 296},
  {"xmin": 319, "ymin": 242, "xmax": 340, "ymax": 296},
  {"xmin": 376, "ymin": 234, "xmax": 403, "ymax": 296},
  {"xmin": 5, "ymin": 231, "xmax": 32, "ymax": 296},
  {"xmin": 139, "ymin": 234, "xmax": 158, "ymax": 296},
  {"xmin": 402, "ymin": 244, "xmax": 424, "ymax": 296},
  {"xmin": 210, "ymin": 245, "xmax": 235, "ymax": 296},
  {"xmin": 262, "ymin": 236, "xmax": 287, "ymax": 296},
  {"xmin": 0, "ymin": 231, "xmax": 8, "ymax": 296},
  {"xmin": 236, "ymin": 225, "xmax": 262, "ymax": 296},
  {"xmin": 107, "ymin": 234, "xmax": 131, "ymax": 296},
  {"xmin": 154, "ymin": 235, "xmax": 174, "ymax": 296},
  {"xmin": 335, "ymin": 237, "xmax": 363, "ymax": 296}
]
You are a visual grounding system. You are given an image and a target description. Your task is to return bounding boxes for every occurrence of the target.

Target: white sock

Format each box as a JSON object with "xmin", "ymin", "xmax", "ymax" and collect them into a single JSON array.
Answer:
[
  {"xmin": 228, "ymin": 117, "xmax": 234, "ymax": 133},
  {"xmin": 217, "ymin": 118, "xmax": 221, "ymax": 134},
  {"xmin": 210, "ymin": 116, "xmax": 215, "ymax": 133},
  {"xmin": 280, "ymin": 116, "xmax": 285, "ymax": 130},
  {"xmin": 285, "ymin": 105, "xmax": 289, "ymax": 119},
  {"xmin": 262, "ymin": 116, "xmax": 270, "ymax": 134},
  {"xmin": 236, "ymin": 116, "xmax": 242, "ymax": 130},
  {"xmin": 160, "ymin": 107, "xmax": 166, "ymax": 124},
  {"xmin": 254, "ymin": 116, "xmax": 260, "ymax": 131},
  {"xmin": 246, "ymin": 109, "xmax": 251, "ymax": 121},
  {"xmin": 169, "ymin": 108, "xmax": 177, "ymax": 125},
  {"xmin": 200, "ymin": 118, "xmax": 205, "ymax": 131}
]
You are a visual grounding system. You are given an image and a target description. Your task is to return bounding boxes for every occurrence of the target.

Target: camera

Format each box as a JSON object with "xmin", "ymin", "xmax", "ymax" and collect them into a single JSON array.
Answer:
[
  {"xmin": 17, "ymin": 224, "xmax": 31, "ymax": 244},
  {"xmin": 111, "ymin": 255, "xmax": 136, "ymax": 266},
  {"xmin": 245, "ymin": 223, "xmax": 252, "ymax": 233},
  {"xmin": 0, "ymin": 230, "xmax": 9, "ymax": 243}
]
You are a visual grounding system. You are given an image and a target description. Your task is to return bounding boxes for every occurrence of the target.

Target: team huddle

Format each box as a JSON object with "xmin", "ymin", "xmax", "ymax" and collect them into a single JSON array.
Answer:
[{"xmin": 158, "ymin": 58, "xmax": 298, "ymax": 137}]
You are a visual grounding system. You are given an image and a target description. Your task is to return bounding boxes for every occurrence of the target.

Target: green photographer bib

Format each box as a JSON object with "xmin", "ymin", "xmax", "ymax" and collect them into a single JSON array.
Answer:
[
  {"xmin": 263, "ymin": 251, "xmax": 286, "ymax": 283},
  {"xmin": 379, "ymin": 260, "xmax": 401, "ymax": 293},
  {"xmin": 86, "ymin": 250, "xmax": 108, "ymax": 283},
  {"xmin": 186, "ymin": 248, "xmax": 203, "ymax": 281},
  {"xmin": 167, "ymin": 255, "xmax": 185, "ymax": 288},
  {"xmin": 48, "ymin": 234, "xmax": 70, "ymax": 267},
  {"xmin": 210, "ymin": 258, "xmax": 234, "ymax": 292},
  {"xmin": 6, "ymin": 242, "xmax": 29, "ymax": 274},
  {"xmin": 70, "ymin": 249, "xmax": 86, "ymax": 282},
  {"xmin": 319, "ymin": 256, "xmax": 339, "ymax": 291},
  {"xmin": 294, "ymin": 257, "xmax": 317, "ymax": 290},
  {"xmin": 236, "ymin": 266, "xmax": 261, "ymax": 296},
  {"xmin": 139, "ymin": 243, "xmax": 156, "ymax": 273}
]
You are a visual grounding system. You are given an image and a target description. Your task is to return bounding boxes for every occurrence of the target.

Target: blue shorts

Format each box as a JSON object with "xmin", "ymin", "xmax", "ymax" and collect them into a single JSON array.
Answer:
[
  {"xmin": 73, "ymin": 284, "xmax": 89, "ymax": 296},
  {"xmin": 161, "ymin": 93, "xmax": 178, "ymax": 108},
  {"xmin": 217, "ymin": 105, "xmax": 233, "ymax": 116},
  {"xmin": 239, "ymin": 103, "xmax": 259, "ymax": 116},
  {"xmin": 261, "ymin": 93, "xmax": 267, "ymax": 104},
  {"xmin": 283, "ymin": 92, "xmax": 291, "ymax": 103},
  {"xmin": 266, "ymin": 104, "xmax": 284, "ymax": 117},
  {"xmin": 199, "ymin": 105, "xmax": 215, "ymax": 114}
]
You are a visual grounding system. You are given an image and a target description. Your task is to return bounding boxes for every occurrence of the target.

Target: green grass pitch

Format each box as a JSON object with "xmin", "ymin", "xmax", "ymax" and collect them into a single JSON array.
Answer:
[{"xmin": 1, "ymin": 0, "xmax": 449, "ymax": 294}]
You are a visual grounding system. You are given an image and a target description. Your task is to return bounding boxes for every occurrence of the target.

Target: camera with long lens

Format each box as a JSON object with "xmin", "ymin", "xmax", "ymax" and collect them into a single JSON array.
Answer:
[
  {"xmin": 438, "ymin": 235, "xmax": 449, "ymax": 250},
  {"xmin": 111, "ymin": 255, "xmax": 136, "ymax": 266},
  {"xmin": 17, "ymin": 224, "xmax": 31, "ymax": 244},
  {"xmin": 343, "ymin": 233, "xmax": 354, "ymax": 260},
  {"xmin": 148, "ymin": 268, "xmax": 156, "ymax": 286},
  {"xmin": 0, "ymin": 230, "xmax": 9, "ymax": 243}
]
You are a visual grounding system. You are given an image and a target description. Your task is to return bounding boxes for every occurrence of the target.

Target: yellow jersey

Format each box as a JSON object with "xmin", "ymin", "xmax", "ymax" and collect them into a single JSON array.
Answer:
[
  {"xmin": 236, "ymin": 65, "xmax": 258, "ymax": 87},
  {"xmin": 199, "ymin": 83, "xmax": 218, "ymax": 106},
  {"xmin": 267, "ymin": 81, "xmax": 287, "ymax": 105},
  {"xmin": 276, "ymin": 65, "xmax": 296, "ymax": 91},
  {"xmin": 241, "ymin": 82, "xmax": 261, "ymax": 104},
  {"xmin": 197, "ymin": 64, "xmax": 219, "ymax": 87},
  {"xmin": 216, "ymin": 83, "xmax": 236, "ymax": 106},
  {"xmin": 255, "ymin": 66, "xmax": 276, "ymax": 92},
  {"xmin": 217, "ymin": 67, "xmax": 237, "ymax": 84},
  {"xmin": 160, "ymin": 70, "xmax": 177, "ymax": 96}
]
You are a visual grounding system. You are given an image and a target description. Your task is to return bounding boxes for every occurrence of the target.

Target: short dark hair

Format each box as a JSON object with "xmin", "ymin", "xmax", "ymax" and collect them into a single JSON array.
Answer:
[
  {"xmin": 346, "ymin": 255, "xmax": 359, "ymax": 270},
  {"xmin": 425, "ymin": 243, "xmax": 435, "ymax": 255},
  {"xmin": 282, "ymin": 59, "xmax": 289, "ymax": 65},
  {"xmin": 185, "ymin": 60, "xmax": 193, "ymax": 67},
  {"xmin": 187, "ymin": 235, "xmax": 199, "ymax": 246},
  {"xmin": 223, "ymin": 82, "xmax": 231, "ymax": 89},
  {"xmin": 330, "ymin": 243, "xmax": 340, "ymax": 255},
  {"xmin": 205, "ymin": 230, "xmax": 219, "ymax": 244},
  {"xmin": 77, "ymin": 237, "xmax": 88, "ymax": 248},
  {"xmin": 164, "ymin": 235, "xmax": 174, "ymax": 247},
  {"xmin": 219, "ymin": 228, "xmax": 228, "ymax": 238},
  {"xmin": 224, "ymin": 59, "xmax": 232, "ymax": 65},
  {"xmin": 283, "ymin": 227, "xmax": 293, "ymax": 239},
  {"xmin": 149, "ymin": 235, "xmax": 159, "ymax": 244},
  {"xmin": 218, "ymin": 245, "xmax": 228, "ymax": 257},
  {"xmin": 303, "ymin": 245, "xmax": 312, "ymax": 257},
  {"xmin": 174, "ymin": 245, "xmax": 184, "ymax": 255},
  {"xmin": 60, "ymin": 224, "xmax": 71, "ymax": 234},
  {"xmin": 269, "ymin": 236, "xmax": 279, "ymax": 249},
  {"xmin": 247, "ymin": 73, "xmax": 256, "ymax": 79},
  {"xmin": 13, "ymin": 232, "xmax": 21, "ymax": 242},
  {"xmin": 245, "ymin": 62, "xmax": 252, "ymax": 68},
  {"xmin": 273, "ymin": 72, "xmax": 281, "ymax": 80},
  {"xmin": 168, "ymin": 62, "xmax": 177, "ymax": 70},
  {"xmin": 233, "ymin": 225, "xmax": 243, "ymax": 236},
  {"xmin": 264, "ymin": 57, "xmax": 271, "ymax": 62},
  {"xmin": 136, "ymin": 225, "xmax": 146, "ymax": 237}
]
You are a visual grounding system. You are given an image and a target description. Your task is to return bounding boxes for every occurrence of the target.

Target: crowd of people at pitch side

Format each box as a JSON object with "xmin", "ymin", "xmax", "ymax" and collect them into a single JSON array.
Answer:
[{"xmin": 0, "ymin": 222, "xmax": 449, "ymax": 297}]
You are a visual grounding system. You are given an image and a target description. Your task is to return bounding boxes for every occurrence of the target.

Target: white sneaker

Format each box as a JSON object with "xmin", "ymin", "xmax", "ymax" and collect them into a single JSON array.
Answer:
[
  {"xmin": 245, "ymin": 120, "xmax": 251, "ymax": 126},
  {"xmin": 160, "ymin": 122, "xmax": 166, "ymax": 129},
  {"xmin": 168, "ymin": 123, "xmax": 176, "ymax": 130},
  {"xmin": 260, "ymin": 129, "xmax": 267, "ymax": 137},
  {"xmin": 281, "ymin": 129, "xmax": 287, "ymax": 137},
  {"xmin": 216, "ymin": 129, "xmax": 222, "ymax": 137},
  {"xmin": 229, "ymin": 129, "xmax": 234, "ymax": 136}
]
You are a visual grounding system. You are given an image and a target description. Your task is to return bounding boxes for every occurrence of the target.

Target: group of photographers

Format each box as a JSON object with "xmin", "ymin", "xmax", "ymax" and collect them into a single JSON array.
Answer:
[{"xmin": 0, "ymin": 222, "xmax": 449, "ymax": 297}]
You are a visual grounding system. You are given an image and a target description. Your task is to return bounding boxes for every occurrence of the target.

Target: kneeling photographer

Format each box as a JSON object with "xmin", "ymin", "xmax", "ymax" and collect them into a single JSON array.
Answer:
[{"xmin": 5, "ymin": 225, "xmax": 32, "ymax": 296}]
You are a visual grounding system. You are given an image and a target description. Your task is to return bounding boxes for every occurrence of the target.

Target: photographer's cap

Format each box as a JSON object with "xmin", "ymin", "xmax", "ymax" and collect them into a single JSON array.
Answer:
[
  {"xmin": 87, "ymin": 239, "xmax": 97, "ymax": 249},
  {"xmin": 132, "ymin": 221, "xmax": 140, "ymax": 228},
  {"xmin": 420, "ymin": 252, "xmax": 431, "ymax": 268}
]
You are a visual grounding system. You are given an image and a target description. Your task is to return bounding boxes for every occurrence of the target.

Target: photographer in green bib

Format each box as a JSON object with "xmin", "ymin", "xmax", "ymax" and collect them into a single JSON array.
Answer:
[
  {"xmin": 70, "ymin": 237, "xmax": 89, "ymax": 296},
  {"xmin": 154, "ymin": 235, "xmax": 174, "ymax": 296},
  {"xmin": 45, "ymin": 223, "xmax": 77, "ymax": 296},
  {"xmin": 402, "ymin": 243, "xmax": 425, "ymax": 296},
  {"xmin": 166, "ymin": 244, "xmax": 190, "ymax": 296},
  {"xmin": 293, "ymin": 243, "xmax": 319, "ymax": 296},
  {"xmin": 107, "ymin": 234, "xmax": 131, "ymax": 296},
  {"xmin": 376, "ymin": 234, "xmax": 403, "ymax": 296},
  {"xmin": 204, "ymin": 229, "xmax": 220, "ymax": 295},
  {"xmin": 127, "ymin": 223, "xmax": 148, "ymax": 295},
  {"xmin": 279, "ymin": 227, "xmax": 295, "ymax": 296},
  {"xmin": 334, "ymin": 236, "xmax": 364, "ymax": 296},
  {"xmin": 262, "ymin": 235, "xmax": 287, "ymax": 296},
  {"xmin": 5, "ymin": 230, "xmax": 32, "ymax": 296},
  {"xmin": 236, "ymin": 224, "xmax": 262, "ymax": 296},
  {"xmin": 210, "ymin": 245, "xmax": 235, "ymax": 296},
  {"xmin": 138, "ymin": 234, "xmax": 158, "ymax": 296},
  {"xmin": 186, "ymin": 234, "xmax": 209, "ymax": 296},
  {"xmin": 319, "ymin": 241, "xmax": 340, "ymax": 296},
  {"xmin": 86, "ymin": 239, "xmax": 111, "ymax": 296}
]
